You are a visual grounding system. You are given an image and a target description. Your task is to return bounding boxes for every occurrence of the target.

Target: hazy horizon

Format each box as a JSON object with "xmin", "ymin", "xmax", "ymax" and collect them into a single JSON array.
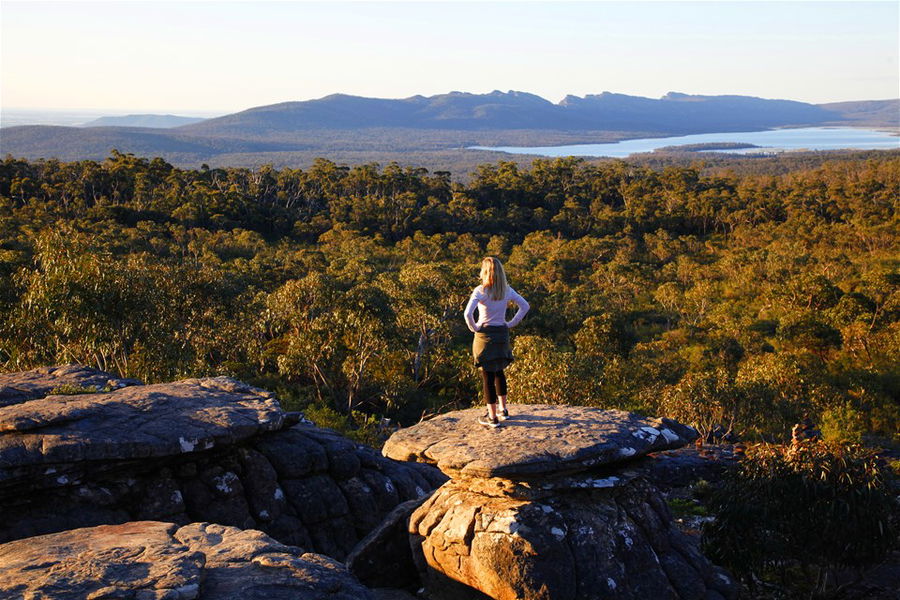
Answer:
[
  {"xmin": 2, "ymin": 1, "xmax": 898, "ymax": 114},
  {"xmin": 3, "ymin": 88, "xmax": 896, "ymax": 130},
  {"xmin": 3, "ymin": 88, "xmax": 899, "ymax": 119}
]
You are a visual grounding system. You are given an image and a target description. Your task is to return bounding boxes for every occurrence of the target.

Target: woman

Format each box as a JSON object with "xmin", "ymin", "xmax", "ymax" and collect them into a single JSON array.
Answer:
[{"xmin": 464, "ymin": 257, "xmax": 530, "ymax": 428}]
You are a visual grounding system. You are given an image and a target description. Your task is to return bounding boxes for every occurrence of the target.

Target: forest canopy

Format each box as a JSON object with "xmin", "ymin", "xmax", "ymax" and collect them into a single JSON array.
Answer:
[{"xmin": 0, "ymin": 151, "xmax": 897, "ymax": 445}]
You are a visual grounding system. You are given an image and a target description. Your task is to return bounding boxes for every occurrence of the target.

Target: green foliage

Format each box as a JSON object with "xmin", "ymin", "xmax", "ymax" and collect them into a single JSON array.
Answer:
[
  {"xmin": 777, "ymin": 313, "xmax": 843, "ymax": 356},
  {"xmin": 889, "ymin": 460, "xmax": 900, "ymax": 477},
  {"xmin": 506, "ymin": 335, "xmax": 577, "ymax": 405},
  {"xmin": 48, "ymin": 384, "xmax": 111, "ymax": 395},
  {"xmin": 667, "ymin": 497, "xmax": 709, "ymax": 517},
  {"xmin": 0, "ymin": 152, "xmax": 897, "ymax": 443},
  {"xmin": 303, "ymin": 404, "xmax": 389, "ymax": 448},
  {"xmin": 690, "ymin": 478, "xmax": 714, "ymax": 501},
  {"xmin": 819, "ymin": 402, "xmax": 866, "ymax": 444},
  {"xmin": 657, "ymin": 369, "xmax": 741, "ymax": 441},
  {"xmin": 703, "ymin": 442, "xmax": 898, "ymax": 596}
]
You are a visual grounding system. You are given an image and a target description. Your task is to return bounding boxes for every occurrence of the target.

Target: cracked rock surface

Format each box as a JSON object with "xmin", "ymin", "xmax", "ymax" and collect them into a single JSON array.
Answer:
[
  {"xmin": 409, "ymin": 475, "xmax": 736, "ymax": 600},
  {"xmin": 0, "ymin": 520, "xmax": 373, "ymax": 600},
  {"xmin": 0, "ymin": 364, "xmax": 141, "ymax": 408},
  {"xmin": 382, "ymin": 405, "xmax": 697, "ymax": 478},
  {"xmin": 381, "ymin": 406, "xmax": 737, "ymax": 600},
  {"xmin": 0, "ymin": 376, "xmax": 286, "ymax": 477},
  {"xmin": 0, "ymin": 366, "xmax": 446, "ymax": 561}
]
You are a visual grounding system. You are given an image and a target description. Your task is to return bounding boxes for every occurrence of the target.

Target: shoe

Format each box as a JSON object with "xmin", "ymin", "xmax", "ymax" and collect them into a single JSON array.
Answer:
[
  {"xmin": 484, "ymin": 409, "xmax": 508, "ymax": 422},
  {"xmin": 495, "ymin": 410, "xmax": 508, "ymax": 421},
  {"xmin": 478, "ymin": 416, "xmax": 500, "ymax": 428}
]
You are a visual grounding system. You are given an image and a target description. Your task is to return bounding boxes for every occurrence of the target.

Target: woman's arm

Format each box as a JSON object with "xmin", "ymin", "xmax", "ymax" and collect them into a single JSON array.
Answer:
[
  {"xmin": 463, "ymin": 287, "xmax": 482, "ymax": 332},
  {"xmin": 506, "ymin": 288, "xmax": 530, "ymax": 328}
]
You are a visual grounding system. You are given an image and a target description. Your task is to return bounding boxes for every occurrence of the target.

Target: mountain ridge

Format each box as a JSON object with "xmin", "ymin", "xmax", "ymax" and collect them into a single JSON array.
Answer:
[
  {"xmin": 2, "ymin": 90, "xmax": 897, "ymax": 168},
  {"xmin": 83, "ymin": 114, "xmax": 206, "ymax": 128},
  {"xmin": 178, "ymin": 89, "xmax": 886, "ymax": 134}
]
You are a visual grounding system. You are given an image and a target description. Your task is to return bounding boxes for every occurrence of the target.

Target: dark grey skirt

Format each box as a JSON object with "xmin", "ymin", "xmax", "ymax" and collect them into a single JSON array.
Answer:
[{"xmin": 472, "ymin": 325, "xmax": 513, "ymax": 372}]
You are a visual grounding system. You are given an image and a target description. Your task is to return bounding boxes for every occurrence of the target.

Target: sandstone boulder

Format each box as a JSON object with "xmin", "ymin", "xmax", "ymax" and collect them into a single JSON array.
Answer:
[
  {"xmin": 0, "ymin": 368, "xmax": 446, "ymax": 562},
  {"xmin": 409, "ymin": 475, "xmax": 736, "ymax": 600},
  {"xmin": 383, "ymin": 405, "xmax": 697, "ymax": 478},
  {"xmin": 643, "ymin": 445, "xmax": 740, "ymax": 489},
  {"xmin": 0, "ymin": 376, "xmax": 287, "ymax": 490},
  {"xmin": 0, "ymin": 520, "xmax": 373, "ymax": 599},
  {"xmin": 0, "ymin": 364, "xmax": 140, "ymax": 407},
  {"xmin": 383, "ymin": 405, "xmax": 737, "ymax": 600}
]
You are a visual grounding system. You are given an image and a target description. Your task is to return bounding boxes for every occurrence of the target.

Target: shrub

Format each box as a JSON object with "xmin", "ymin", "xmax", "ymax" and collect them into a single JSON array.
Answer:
[
  {"xmin": 667, "ymin": 496, "xmax": 709, "ymax": 517},
  {"xmin": 777, "ymin": 313, "xmax": 842, "ymax": 356},
  {"xmin": 889, "ymin": 459, "xmax": 900, "ymax": 477},
  {"xmin": 819, "ymin": 401, "xmax": 865, "ymax": 444},
  {"xmin": 303, "ymin": 403, "xmax": 388, "ymax": 449},
  {"xmin": 703, "ymin": 441, "xmax": 898, "ymax": 597},
  {"xmin": 506, "ymin": 335, "xmax": 577, "ymax": 405},
  {"xmin": 657, "ymin": 368, "xmax": 741, "ymax": 441},
  {"xmin": 49, "ymin": 384, "xmax": 110, "ymax": 395}
]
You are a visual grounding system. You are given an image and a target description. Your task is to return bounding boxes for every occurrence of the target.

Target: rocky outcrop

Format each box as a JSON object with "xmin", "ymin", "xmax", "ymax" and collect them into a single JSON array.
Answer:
[
  {"xmin": 643, "ymin": 445, "xmax": 741, "ymax": 489},
  {"xmin": 1, "ymin": 366, "xmax": 738, "ymax": 598},
  {"xmin": 0, "ymin": 364, "xmax": 141, "ymax": 407},
  {"xmin": 383, "ymin": 405, "xmax": 697, "ymax": 478},
  {"xmin": 382, "ymin": 405, "xmax": 738, "ymax": 600},
  {"xmin": 0, "ymin": 520, "xmax": 373, "ymax": 600},
  {"xmin": 0, "ymin": 366, "xmax": 446, "ymax": 562},
  {"xmin": 0, "ymin": 376, "xmax": 288, "ymax": 490}
]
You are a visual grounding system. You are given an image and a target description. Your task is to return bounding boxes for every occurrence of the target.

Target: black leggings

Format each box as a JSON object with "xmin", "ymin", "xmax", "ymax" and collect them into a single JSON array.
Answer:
[{"xmin": 481, "ymin": 369, "xmax": 508, "ymax": 405}]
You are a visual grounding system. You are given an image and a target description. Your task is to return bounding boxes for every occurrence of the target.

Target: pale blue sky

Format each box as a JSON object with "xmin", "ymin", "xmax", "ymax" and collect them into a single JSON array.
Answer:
[{"xmin": 2, "ymin": 1, "xmax": 897, "ymax": 113}]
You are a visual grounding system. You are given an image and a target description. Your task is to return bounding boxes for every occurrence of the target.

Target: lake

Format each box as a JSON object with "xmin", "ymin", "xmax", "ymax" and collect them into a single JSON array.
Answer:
[{"xmin": 469, "ymin": 127, "xmax": 899, "ymax": 158}]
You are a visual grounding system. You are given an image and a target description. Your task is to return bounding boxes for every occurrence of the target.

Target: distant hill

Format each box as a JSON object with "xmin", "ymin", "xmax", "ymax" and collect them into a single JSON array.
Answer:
[
  {"xmin": 818, "ymin": 99, "xmax": 899, "ymax": 128},
  {"xmin": 0, "ymin": 125, "xmax": 311, "ymax": 161},
  {"xmin": 180, "ymin": 90, "xmax": 842, "ymax": 135},
  {"xmin": 2, "ymin": 90, "xmax": 897, "ymax": 168},
  {"xmin": 558, "ymin": 92, "xmax": 835, "ymax": 133},
  {"xmin": 180, "ymin": 91, "xmax": 585, "ymax": 135},
  {"xmin": 82, "ymin": 114, "xmax": 207, "ymax": 128}
]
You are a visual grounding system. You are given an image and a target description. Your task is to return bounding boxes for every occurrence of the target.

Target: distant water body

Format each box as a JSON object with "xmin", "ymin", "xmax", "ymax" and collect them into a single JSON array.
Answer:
[{"xmin": 470, "ymin": 127, "xmax": 900, "ymax": 158}]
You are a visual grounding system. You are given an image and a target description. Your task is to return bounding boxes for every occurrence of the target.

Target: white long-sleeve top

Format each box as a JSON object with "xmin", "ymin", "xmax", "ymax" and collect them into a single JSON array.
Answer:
[{"xmin": 464, "ymin": 285, "xmax": 530, "ymax": 333}]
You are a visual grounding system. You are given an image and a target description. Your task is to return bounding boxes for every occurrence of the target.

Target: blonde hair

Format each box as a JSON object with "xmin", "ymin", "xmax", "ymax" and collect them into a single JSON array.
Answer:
[{"xmin": 480, "ymin": 256, "xmax": 509, "ymax": 301}]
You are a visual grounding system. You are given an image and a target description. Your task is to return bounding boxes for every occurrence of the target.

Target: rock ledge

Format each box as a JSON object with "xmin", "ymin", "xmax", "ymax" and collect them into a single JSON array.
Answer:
[{"xmin": 383, "ymin": 404, "xmax": 697, "ymax": 478}]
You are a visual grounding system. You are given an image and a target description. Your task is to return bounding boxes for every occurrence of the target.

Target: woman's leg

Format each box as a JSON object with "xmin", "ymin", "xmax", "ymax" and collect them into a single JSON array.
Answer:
[
  {"xmin": 495, "ymin": 370, "xmax": 508, "ymax": 413},
  {"xmin": 481, "ymin": 369, "xmax": 499, "ymax": 420}
]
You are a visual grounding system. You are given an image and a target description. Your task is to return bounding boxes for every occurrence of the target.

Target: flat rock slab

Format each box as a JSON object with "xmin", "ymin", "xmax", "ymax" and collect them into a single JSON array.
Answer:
[
  {"xmin": 0, "ymin": 520, "xmax": 373, "ymax": 599},
  {"xmin": 383, "ymin": 405, "xmax": 697, "ymax": 479},
  {"xmin": 0, "ymin": 364, "xmax": 141, "ymax": 407},
  {"xmin": 0, "ymin": 377, "xmax": 286, "ymax": 484}
]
